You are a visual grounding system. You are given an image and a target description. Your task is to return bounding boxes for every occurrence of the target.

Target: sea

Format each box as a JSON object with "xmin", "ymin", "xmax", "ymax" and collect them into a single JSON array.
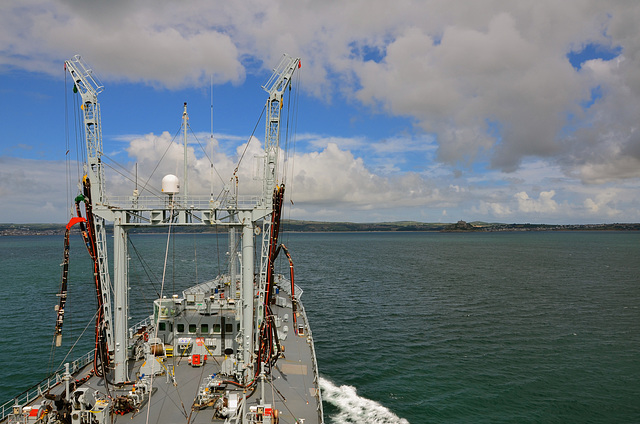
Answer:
[{"xmin": 1, "ymin": 231, "xmax": 639, "ymax": 423}]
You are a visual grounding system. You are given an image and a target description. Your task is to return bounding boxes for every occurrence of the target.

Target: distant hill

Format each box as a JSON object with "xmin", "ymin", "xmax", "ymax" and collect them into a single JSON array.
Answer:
[
  {"xmin": 1, "ymin": 221, "xmax": 639, "ymax": 236},
  {"xmin": 0, "ymin": 223, "xmax": 69, "ymax": 236},
  {"xmin": 280, "ymin": 220, "xmax": 447, "ymax": 232}
]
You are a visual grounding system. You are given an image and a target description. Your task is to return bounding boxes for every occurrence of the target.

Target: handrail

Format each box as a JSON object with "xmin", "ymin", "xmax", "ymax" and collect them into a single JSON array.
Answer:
[
  {"xmin": 101, "ymin": 194, "xmax": 262, "ymax": 210},
  {"xmin": 296, "ymin": 300, "xmax": 325, "ymax": 423},
  {"xmin": 0, "ymin": 350, "xmax": 95, "ymax": 422},
  {"xmin": 1, "ymin": 314, "xmax": 154, "ymax": 422}
]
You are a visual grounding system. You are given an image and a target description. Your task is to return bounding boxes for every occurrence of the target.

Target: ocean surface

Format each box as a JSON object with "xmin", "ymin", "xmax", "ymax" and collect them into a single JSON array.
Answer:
[{"xmin": 1, "ymin": 231, "xmax": 639, "ymax": 423}]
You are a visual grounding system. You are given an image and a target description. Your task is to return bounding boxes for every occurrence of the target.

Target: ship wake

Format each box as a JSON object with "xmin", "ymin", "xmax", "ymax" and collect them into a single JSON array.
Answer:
[{"xmin": 319, "ymin": 377, "xmax": 409, "ymax": 424}]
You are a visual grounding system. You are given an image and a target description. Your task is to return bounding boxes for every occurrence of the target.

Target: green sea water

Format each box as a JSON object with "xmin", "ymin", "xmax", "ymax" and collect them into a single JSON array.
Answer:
[{"xmin": 1, "ymin": 231, "xmax": 639, "ymax": 423}]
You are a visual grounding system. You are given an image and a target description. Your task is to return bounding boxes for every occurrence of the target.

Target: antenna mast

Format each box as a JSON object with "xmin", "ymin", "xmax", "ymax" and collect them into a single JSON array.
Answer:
[{"xmin": 183, "ymin": 102, "xmax": 189, "ymax": 203}]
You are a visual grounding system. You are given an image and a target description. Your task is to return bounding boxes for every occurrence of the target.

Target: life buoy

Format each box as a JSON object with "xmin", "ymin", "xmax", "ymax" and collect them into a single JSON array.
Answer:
[{"xmin": 143, "ymin": 332, "xmax": 149, "ymax": 342}]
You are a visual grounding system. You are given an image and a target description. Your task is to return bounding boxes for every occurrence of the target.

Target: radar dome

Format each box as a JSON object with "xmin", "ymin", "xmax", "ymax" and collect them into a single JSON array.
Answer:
[{"xmin": 162, "ymin": 174, "xmax": 180, "ymax": 194}]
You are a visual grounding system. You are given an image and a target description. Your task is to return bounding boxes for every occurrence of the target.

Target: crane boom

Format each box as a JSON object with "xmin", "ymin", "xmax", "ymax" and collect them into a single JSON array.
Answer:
[
  {"xmin": 261, "ymin": 54, "xmax": 301, "ymax": 200},
  {"xmin": 65, "ymin": 55, "xmax": 115, "ymax": 368},
  {"xmin": 256, "ymin": 54, "xmax": 300, "ymax": 336},
  {"xmin": 65, "ymin": 55, "xmax": 106, "ymax": 203}
]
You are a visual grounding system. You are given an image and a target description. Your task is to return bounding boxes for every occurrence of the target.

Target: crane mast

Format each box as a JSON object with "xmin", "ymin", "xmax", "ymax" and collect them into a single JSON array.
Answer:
[
  {"xmin": 65, "ymin": 55, "xmax": 115, "ymax": 364},
  {"xmin": 256, "ymin": 54, "xmax": 300, "ymax": 336},
  {"xmin": 261, "ymin": 54, "xmax": 300, "ymax": 201},
  {"xmin": 65, "ymin": 55, "xmax": 106, "ymax": 203}
]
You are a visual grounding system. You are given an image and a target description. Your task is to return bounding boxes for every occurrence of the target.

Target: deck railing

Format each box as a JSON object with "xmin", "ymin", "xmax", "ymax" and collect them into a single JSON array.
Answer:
[
  {"xmin": 0, "ymin": 350, "xmax": 95, "ymax": 422},
  {"xmin": 102, "ymin": 194, "xmax": 261, "ymax": 211},
  {"xmin": 297, "ymin": 299, "xmax": 325, "ymax": 423},
  {"xmin": 1, "ymin": 314, "xmax": 154, "ymax": 422}
]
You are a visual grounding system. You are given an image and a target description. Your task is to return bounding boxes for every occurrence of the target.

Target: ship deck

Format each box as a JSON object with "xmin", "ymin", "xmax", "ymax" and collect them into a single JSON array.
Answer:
[{"xmin": 3, "ymin": 286, "xmax": 323, "ymax": 424}]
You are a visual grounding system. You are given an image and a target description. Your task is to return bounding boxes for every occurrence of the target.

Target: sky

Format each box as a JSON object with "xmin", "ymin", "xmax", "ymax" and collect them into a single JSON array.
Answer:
[{"xmin": 1, "ymin": 0, "xmax": 640, "ymax": 224}]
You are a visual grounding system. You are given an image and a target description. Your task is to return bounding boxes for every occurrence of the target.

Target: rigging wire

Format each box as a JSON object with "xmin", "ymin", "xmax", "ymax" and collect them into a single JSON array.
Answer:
[
  {"xmin": 64, "ymin": 67, "xmax": 72, "ymax": 220},
  {"xmin": 73, "ymin": 87, "xmax": 85, "ymax": 180},
  {"xmin": 55, "ymin": 68, "xmax": 72, "ymax": 373},
  {"xmin": 100, "ymin": 153, "xmax": 164, "ymax": 198},
  {"xmin": 172, "ymin": 226, "xmax": 176, "ymax": 294},
  {"xmin": 139, "ymin": 125, "xmax": 183, "ymax": 196},
  {"xmin": 232, "ymin": 105, "xmax": 266, "ymax": 178},
  {"xmin": 51, "ymin": 308, "xmax": 99, "ymax": 375},
  {"xmin": 282, "ymin": 73, "xmax": 294, "ymax": 184},
  {"xmin": 145, "ymin": 201, "xmax": 175, "ymax": 424},
  {"xmin": 210, "ymin": 78, "xmax": 215, "ymax": 199},
  {"xmin": 281, "ymin": 69, "xmax": 301, "ymax": 249},
  {"xmin": 194, "ymin": 233, "xmax": 198, "ymax": 285},
  {"xmin": 127, "ymin": 237, "xmax": 162, "ymax": 298},
  {"xmin": 187, "ymin": 123, "xmax": 226, "ymax": 188},
  {"xmin": 266, "ymin": 377, "xmax": 304, "ymax": 422},
  {"xmin": 215, "ymin": 222, "xmax": 221, "ymax": 277}
]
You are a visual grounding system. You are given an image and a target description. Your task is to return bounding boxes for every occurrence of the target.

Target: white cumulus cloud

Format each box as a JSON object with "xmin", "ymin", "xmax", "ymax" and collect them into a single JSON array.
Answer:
[
  {"xmin": 515, "ymin": 191, "xmax": 558, "ymax": 214},
  {"xmin": 2, "ymin": 0, "xmax": 640, "ymax": 223}
]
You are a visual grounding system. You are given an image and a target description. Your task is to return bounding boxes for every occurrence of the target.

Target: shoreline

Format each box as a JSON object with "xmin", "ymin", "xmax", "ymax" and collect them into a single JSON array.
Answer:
[{"xmin": 2, "ymin": 221, "xmax": 640, "ymax": 236}]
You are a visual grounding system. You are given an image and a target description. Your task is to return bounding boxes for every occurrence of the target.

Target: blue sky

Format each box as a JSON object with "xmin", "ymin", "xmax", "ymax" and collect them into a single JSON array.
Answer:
[{"xmin": 1, "ymin": 1, "xmax": 640, "ymax": 224}]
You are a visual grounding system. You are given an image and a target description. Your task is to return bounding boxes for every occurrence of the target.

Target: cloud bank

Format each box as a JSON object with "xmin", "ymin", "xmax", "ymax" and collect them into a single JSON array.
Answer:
[{"xmin": 1, "ymin": 0, "xmax": 640, "ymax": 223}]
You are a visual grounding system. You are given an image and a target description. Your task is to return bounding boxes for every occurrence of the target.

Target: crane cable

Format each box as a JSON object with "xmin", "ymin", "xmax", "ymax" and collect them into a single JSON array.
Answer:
[{"xmin": 145, "ymin": 200, "xmax": 175, "ymax": 424}]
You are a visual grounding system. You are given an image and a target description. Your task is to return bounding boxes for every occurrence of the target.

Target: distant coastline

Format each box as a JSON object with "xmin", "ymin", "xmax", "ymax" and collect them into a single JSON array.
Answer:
[{"xmin": 1, "ymin": 220, "xmax": 639, "ymax": 236}]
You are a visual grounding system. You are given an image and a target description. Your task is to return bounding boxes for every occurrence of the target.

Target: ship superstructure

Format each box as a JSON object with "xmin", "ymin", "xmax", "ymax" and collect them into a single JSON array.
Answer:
[{"xmin": 1, "ymin": 54, "xmax": 323, "ymax": 424}]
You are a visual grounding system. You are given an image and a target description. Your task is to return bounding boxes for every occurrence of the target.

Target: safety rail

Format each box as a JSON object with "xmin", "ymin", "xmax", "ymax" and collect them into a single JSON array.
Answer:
[
  {"xmin": 128, "ymin": 315, "xmax": 154, "ymax": 340},
  {"xmin": 1, "ymin": 313, "xmax": 156, "ymax": 422},
  {"xmin": 276, "ymin": 276, "xmax": 323, "ymax": 423},
  {"xmin": 182, "ymin": 277, "xmax": 222, "ymax": 296},
  {"xmin": 274, "ymin": 275, "xmax": 299, "ymax": 298},
  {"xmin": 296, "ymin": 299, "xmax": 325, "ymax": 423},
  {"xmin": 0, "ymin": 350, "xmax": 95, "ymax": 422},
  {"xmin": 101, "ymin": 194, "xmax": 262, "ymax": 211}
]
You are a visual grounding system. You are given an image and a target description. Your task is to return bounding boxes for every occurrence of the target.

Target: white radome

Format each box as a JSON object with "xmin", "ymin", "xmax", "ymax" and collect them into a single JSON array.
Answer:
[{"xmin": 162, "ymin": 174, "xmax": 180, "ymax": 194}]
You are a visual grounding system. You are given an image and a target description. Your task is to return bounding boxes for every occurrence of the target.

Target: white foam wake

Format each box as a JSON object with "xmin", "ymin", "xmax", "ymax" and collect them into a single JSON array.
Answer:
[{"xmin": 319, "ymin": 377, "xmax": 410, "ymax": 424}]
